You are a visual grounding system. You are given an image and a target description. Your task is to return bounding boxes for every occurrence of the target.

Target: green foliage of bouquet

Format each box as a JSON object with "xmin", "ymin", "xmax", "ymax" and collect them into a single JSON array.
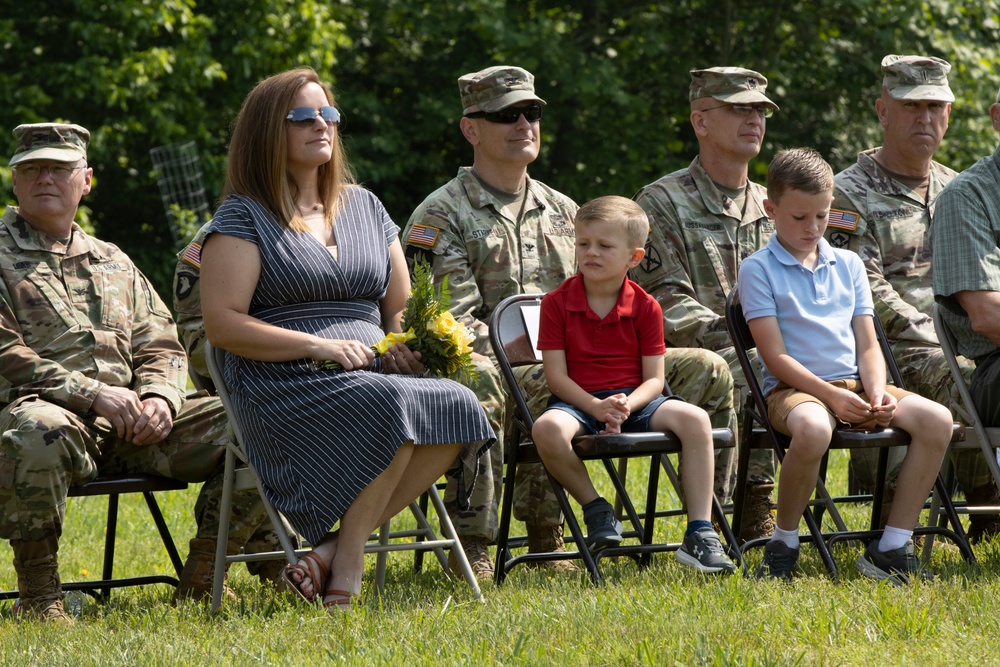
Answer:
[{"xmin": 316, "ymin": 260, "xmax": 479, "ymax": 384}]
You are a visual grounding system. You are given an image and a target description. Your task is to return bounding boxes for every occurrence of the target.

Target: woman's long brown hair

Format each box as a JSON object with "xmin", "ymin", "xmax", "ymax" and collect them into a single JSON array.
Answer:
[{"xmin": 222, "ymin": 67, "xmax": 355, "ymax": 231}]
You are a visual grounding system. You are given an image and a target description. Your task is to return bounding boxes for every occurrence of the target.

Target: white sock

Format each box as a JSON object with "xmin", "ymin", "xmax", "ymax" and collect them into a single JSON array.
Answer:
[
  {"xmin": 772, "ymin": 526, "xmax": 799, "ymax": 549},
  {"xmin": 878, "ymin": 525, "xmax": 913, "ymax": 552}
]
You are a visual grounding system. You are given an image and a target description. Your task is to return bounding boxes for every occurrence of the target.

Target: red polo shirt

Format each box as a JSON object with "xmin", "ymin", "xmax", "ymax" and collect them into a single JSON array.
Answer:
[{"xmin": 537, "ymin": 274, "xmax": 666, "ymax": 393}]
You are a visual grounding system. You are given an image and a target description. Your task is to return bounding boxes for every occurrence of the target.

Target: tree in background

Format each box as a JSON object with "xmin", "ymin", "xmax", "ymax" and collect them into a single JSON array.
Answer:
[{"xmin": 1, "ymin": 0, "xmax": 997, "ymax": 300}]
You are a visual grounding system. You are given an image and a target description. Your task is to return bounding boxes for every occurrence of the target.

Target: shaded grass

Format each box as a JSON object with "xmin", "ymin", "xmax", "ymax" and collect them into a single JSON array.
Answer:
[{"xmin": 2, "ymin": 450, "xmax": 999, "ymax": 666}]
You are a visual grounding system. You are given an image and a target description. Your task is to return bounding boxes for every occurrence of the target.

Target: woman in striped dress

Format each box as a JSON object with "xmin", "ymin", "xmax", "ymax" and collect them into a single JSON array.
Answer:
[{"xmin": 200, "ymin": 67, "xmax": 494, "ymax": 611}]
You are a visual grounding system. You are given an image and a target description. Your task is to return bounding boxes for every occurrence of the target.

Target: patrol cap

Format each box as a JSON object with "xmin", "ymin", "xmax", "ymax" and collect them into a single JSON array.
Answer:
[
  {"xmin": 689, "ymin": 67, "xmax": 778, "ymax": 111},
  {"xmin": 9, "ymin": 123, "xmax": 90, "ymax": 166},
  {"xmin": 459, "ymin": 66, "xmax": 546, "ymax": 115},
  {"xmin": 881, "ymin": 55, "xmax": 955, "ymax": 102}
]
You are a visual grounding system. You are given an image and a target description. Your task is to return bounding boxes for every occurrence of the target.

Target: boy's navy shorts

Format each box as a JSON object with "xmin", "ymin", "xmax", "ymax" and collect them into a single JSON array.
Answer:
[{"xmin": 542, "ymin": 387, "xmax": 683, "ymax": 435}]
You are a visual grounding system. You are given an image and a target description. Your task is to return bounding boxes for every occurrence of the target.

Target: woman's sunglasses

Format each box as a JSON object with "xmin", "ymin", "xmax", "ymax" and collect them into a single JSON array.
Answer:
[
  {"xmin": 286, "ymin": 106, "xmax": 342, "ymax": 127},
  {"xmin": 464, "ymin": 103, "xmax": 543, "ymax": 124}
]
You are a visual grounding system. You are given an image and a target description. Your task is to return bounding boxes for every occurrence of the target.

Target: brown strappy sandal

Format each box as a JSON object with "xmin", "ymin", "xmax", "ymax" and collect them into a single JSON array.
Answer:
[
  {"xmin": 281, "ymin": 551, "xmax": 329, "ymax": 603},
  {"xmin": 322, "ymin": 587, "xmax": 360, "ymax": 613}
]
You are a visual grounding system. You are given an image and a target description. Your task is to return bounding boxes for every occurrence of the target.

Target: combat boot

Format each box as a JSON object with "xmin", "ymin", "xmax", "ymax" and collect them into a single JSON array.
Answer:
[
  {"xmin": 447, "ymin": 536, "xmax": 495, "ymax": 581},
  {"xmin": 739, "ymin": 482, "xmax": 776, "ymax": 544},
  {"xmin": 966, "ymin": 482, "xmax": 1000, "ymax": 545},
  {"xmin": 244, "ymin": 530, "xmax": 297, "ymax": 591},
  {"xmin": 173, "ymin": 538, "xmax": 237, "ymax": 603},
  {"xmin": 13, "ymin": 554, "xmax": 72, "ymax": 624},
  {"xmin": 525, "ymin": 523, "xmax": 580, "ymax": 573}
]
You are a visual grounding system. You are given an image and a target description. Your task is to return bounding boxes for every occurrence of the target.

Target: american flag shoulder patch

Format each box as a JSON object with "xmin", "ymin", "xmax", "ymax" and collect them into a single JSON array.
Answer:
[
  {"xmin": 180, "ymin": 242, "xmax": 202, "ymax": 268},
  {"xmin": 827, "ymin": 209, "xmax": 859, "ymax": 232},
  {"xmin": 407, "ymin": 224, "xmax": 440, "ymax": 248}
]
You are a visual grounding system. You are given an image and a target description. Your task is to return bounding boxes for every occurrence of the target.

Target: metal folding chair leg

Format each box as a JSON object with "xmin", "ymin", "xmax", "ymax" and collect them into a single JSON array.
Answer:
[
  {"xmin": 426, "ymin": 487, "xmax": 482, "ymax": 601},
  {"xmin": 212, "ymin": 443, "xmax": 298, "ymax": 612},
  {"xmin": 375, "ymin": 520, "xmax": 390, "ymax": 595}
]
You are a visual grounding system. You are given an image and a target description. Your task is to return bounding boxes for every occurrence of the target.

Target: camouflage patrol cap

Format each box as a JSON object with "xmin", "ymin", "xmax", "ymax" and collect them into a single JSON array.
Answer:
[
  {"xmin": 689, "ymin": 67, "xmax": 778, "ymax": 110},
  {"xmin": 881, "ymin": 55, "xmax": 955, "ymax": 102},
  {"xmin": 10, "ymin": 123, "xmax": 89, "ymax": 166},
  {"xmin": 459, "ymin": 66, "xmax": 546, "ymax": 115}
]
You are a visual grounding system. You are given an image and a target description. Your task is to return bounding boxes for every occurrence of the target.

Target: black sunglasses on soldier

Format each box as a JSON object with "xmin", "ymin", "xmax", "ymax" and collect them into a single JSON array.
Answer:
[{"xmin": 465, "ymin": 103, "xmax": 543, "ymax": 124}]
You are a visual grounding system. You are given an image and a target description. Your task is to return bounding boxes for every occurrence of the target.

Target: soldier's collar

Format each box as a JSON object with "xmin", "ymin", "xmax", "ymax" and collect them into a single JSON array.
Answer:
[
  {"xmin": 3, "ymin": 209, "xmax": 91, "ymax": 257},
  {"xmin": 460, "ymin": 167, "xmax": 545, "ymax": 214},
  {"xmin": 689, "ymin": 156, "xmax": 763, "ymax": 220},
  {"xmin": 858, "ymin": 148, "xmax": 950, "ymax": 199}
]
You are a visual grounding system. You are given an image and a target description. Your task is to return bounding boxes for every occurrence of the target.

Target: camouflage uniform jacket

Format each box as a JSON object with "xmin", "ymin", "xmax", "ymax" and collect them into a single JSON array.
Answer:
[
  {"xmin": 0, "ymin": 206, "xmax": 187, "ymax": 416},
  {"xmin": 632, "ymin": 156, "xmax": 772, "ymax": 351},
  {"xmin": 401, "ymin": 167, "xmax": 578, "ymax": 355},
  {"xmin": 826, "ymin": 148, "xmax": 957, "ymax": 344}
]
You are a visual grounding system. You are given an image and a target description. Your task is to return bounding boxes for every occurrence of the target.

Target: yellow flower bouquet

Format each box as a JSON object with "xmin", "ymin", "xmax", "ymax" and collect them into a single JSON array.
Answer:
[{"xmin": 316, "ymin": 260, "xmax": 479, "ymax": 384}]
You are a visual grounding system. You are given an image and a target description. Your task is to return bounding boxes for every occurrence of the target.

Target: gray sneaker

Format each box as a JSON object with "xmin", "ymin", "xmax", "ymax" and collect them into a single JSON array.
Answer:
[
  {"xmin": 755, "ymin": 540, "xmax": 799, "ymax": 581},
  {"xmin": 582, "ymin": 499, "xmax": 623, "ymax": 550},
  {"xmin": 856, "ymin": 539, "xmax": 933, "ymax": 585},
  {"xmin": 676, "ymin": 528, "xmax": 737, "ymax": 574}
]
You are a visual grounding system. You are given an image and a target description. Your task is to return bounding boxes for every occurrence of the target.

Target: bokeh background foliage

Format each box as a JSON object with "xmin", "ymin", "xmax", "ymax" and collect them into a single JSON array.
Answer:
[{"xmin": 1, "ymin": 0, "xmax": 998, "ymax": 298}]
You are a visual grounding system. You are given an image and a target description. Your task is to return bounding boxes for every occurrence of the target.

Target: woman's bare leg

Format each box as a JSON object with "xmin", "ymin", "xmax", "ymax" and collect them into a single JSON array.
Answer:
[{"xmin": 324, "ymin": 441, "xmax": 465, "ymax": 602}]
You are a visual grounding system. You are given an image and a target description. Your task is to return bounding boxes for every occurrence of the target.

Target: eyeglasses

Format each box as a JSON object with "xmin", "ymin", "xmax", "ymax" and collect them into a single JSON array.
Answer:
[
  {"xmin": 285, "ymin": 106, "xmax": 342, "ymax": 127},
  {"xmin": 465, "ymin": 104, "xmax": 543, "ymax": 124},
  {"xmin": 13, "ymin": 163, "xmax": 86, "ymax": 181},
  {"xmin": 701, "ymin": 103, "xmax": 774, "ymax": 119}
]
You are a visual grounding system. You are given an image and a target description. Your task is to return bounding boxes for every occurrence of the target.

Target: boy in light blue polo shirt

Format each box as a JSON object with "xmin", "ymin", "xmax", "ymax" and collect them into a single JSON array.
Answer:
[{"xmin": 738, "ymin": 148, "xmax": 952, "ymax": 584}]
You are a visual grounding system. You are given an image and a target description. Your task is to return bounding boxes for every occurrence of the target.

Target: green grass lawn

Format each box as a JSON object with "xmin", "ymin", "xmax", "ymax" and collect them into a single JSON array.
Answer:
[{"xmin": 3, "ymin": 450, "xmax": 1000, "ymax": 667}]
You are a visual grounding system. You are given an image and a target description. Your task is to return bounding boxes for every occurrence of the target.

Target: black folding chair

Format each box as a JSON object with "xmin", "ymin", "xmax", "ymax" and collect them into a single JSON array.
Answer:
[
  {"xmin": 0, "ymin": 473, "xmax": 188, "ymax": 603},
  {"xmin": 489, "ymin": 293, "xmax": 741, "ymax": 585},
  {"xmin": 725, "ymin": 288, "xmax": 973, "ymax": 578}
]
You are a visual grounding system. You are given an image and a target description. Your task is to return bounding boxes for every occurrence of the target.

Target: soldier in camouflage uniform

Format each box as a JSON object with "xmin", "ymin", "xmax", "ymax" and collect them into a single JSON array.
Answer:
[
  {"xmin": 825, "ymin": 55, "xmax": 1000, "ymax": 540},
  {"xmin": 633, "ymin": 67, "xmax": 777, "ymax": 542},
  {"xmin": 173, "ymin": 221, "xmax": 297, "ymax": 591},
  {"xmin": 403, "ymin": 66, "xmax": 736, "ymax": 578},
  {"xmin": 0, "ymin": 123, "xmax": 267, "ymax": 621}
]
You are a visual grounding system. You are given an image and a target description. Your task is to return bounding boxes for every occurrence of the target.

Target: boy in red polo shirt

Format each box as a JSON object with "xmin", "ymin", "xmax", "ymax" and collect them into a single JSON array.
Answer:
[{"xmin": 532, "ymin": 196, "xmax": 735, "ymax": 573}]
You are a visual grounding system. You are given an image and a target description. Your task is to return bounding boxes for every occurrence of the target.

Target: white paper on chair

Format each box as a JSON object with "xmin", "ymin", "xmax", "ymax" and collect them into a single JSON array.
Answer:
[{"xmin": 520, "ymin": 303, "xmax": 542, "ymax": 362}]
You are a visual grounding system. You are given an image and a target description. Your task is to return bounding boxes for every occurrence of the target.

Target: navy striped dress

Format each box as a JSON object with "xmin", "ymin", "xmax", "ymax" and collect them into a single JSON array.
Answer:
[{"xmin": 208, "ymin": 188, "xmax": 495, "ymax": 545}]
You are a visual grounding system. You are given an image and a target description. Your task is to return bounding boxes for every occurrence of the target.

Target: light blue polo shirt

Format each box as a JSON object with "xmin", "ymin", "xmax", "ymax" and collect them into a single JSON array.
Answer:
[{"xmin": 737, "ymin": 234, "xmax": 874, "ymax": 395}]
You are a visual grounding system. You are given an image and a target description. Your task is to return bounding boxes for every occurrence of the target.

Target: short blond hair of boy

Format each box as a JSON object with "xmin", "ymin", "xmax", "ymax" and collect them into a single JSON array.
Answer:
[
  {"xmin": 766, "ymin": 147, "xmax": 834, "ymax": 203},
  {"xmin": 575, "ymin": 195, "xmax": 650, "ymax": 249}
]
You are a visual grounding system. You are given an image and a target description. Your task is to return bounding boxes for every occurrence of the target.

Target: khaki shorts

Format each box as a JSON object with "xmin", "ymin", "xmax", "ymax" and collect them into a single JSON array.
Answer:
[{"xmin": 765, "ymin": 378, "xmax": 914, "ymax": 436}]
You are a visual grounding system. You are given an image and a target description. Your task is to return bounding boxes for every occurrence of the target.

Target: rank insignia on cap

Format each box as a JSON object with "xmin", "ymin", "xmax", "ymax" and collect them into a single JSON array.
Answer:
[
  {"xmin": 828, "ymin": 209, "xmax": 859, "ymax": 232},
  {"xmin": 407, "ymin": 224, "xmax": 439, "ymax": 248}
]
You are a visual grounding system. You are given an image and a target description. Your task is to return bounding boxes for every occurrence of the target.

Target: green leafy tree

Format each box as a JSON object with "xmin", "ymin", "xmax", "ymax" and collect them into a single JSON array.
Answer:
[{"xmin": 1, "ymin": 0, "xmax": 997, "ymax": 302}]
